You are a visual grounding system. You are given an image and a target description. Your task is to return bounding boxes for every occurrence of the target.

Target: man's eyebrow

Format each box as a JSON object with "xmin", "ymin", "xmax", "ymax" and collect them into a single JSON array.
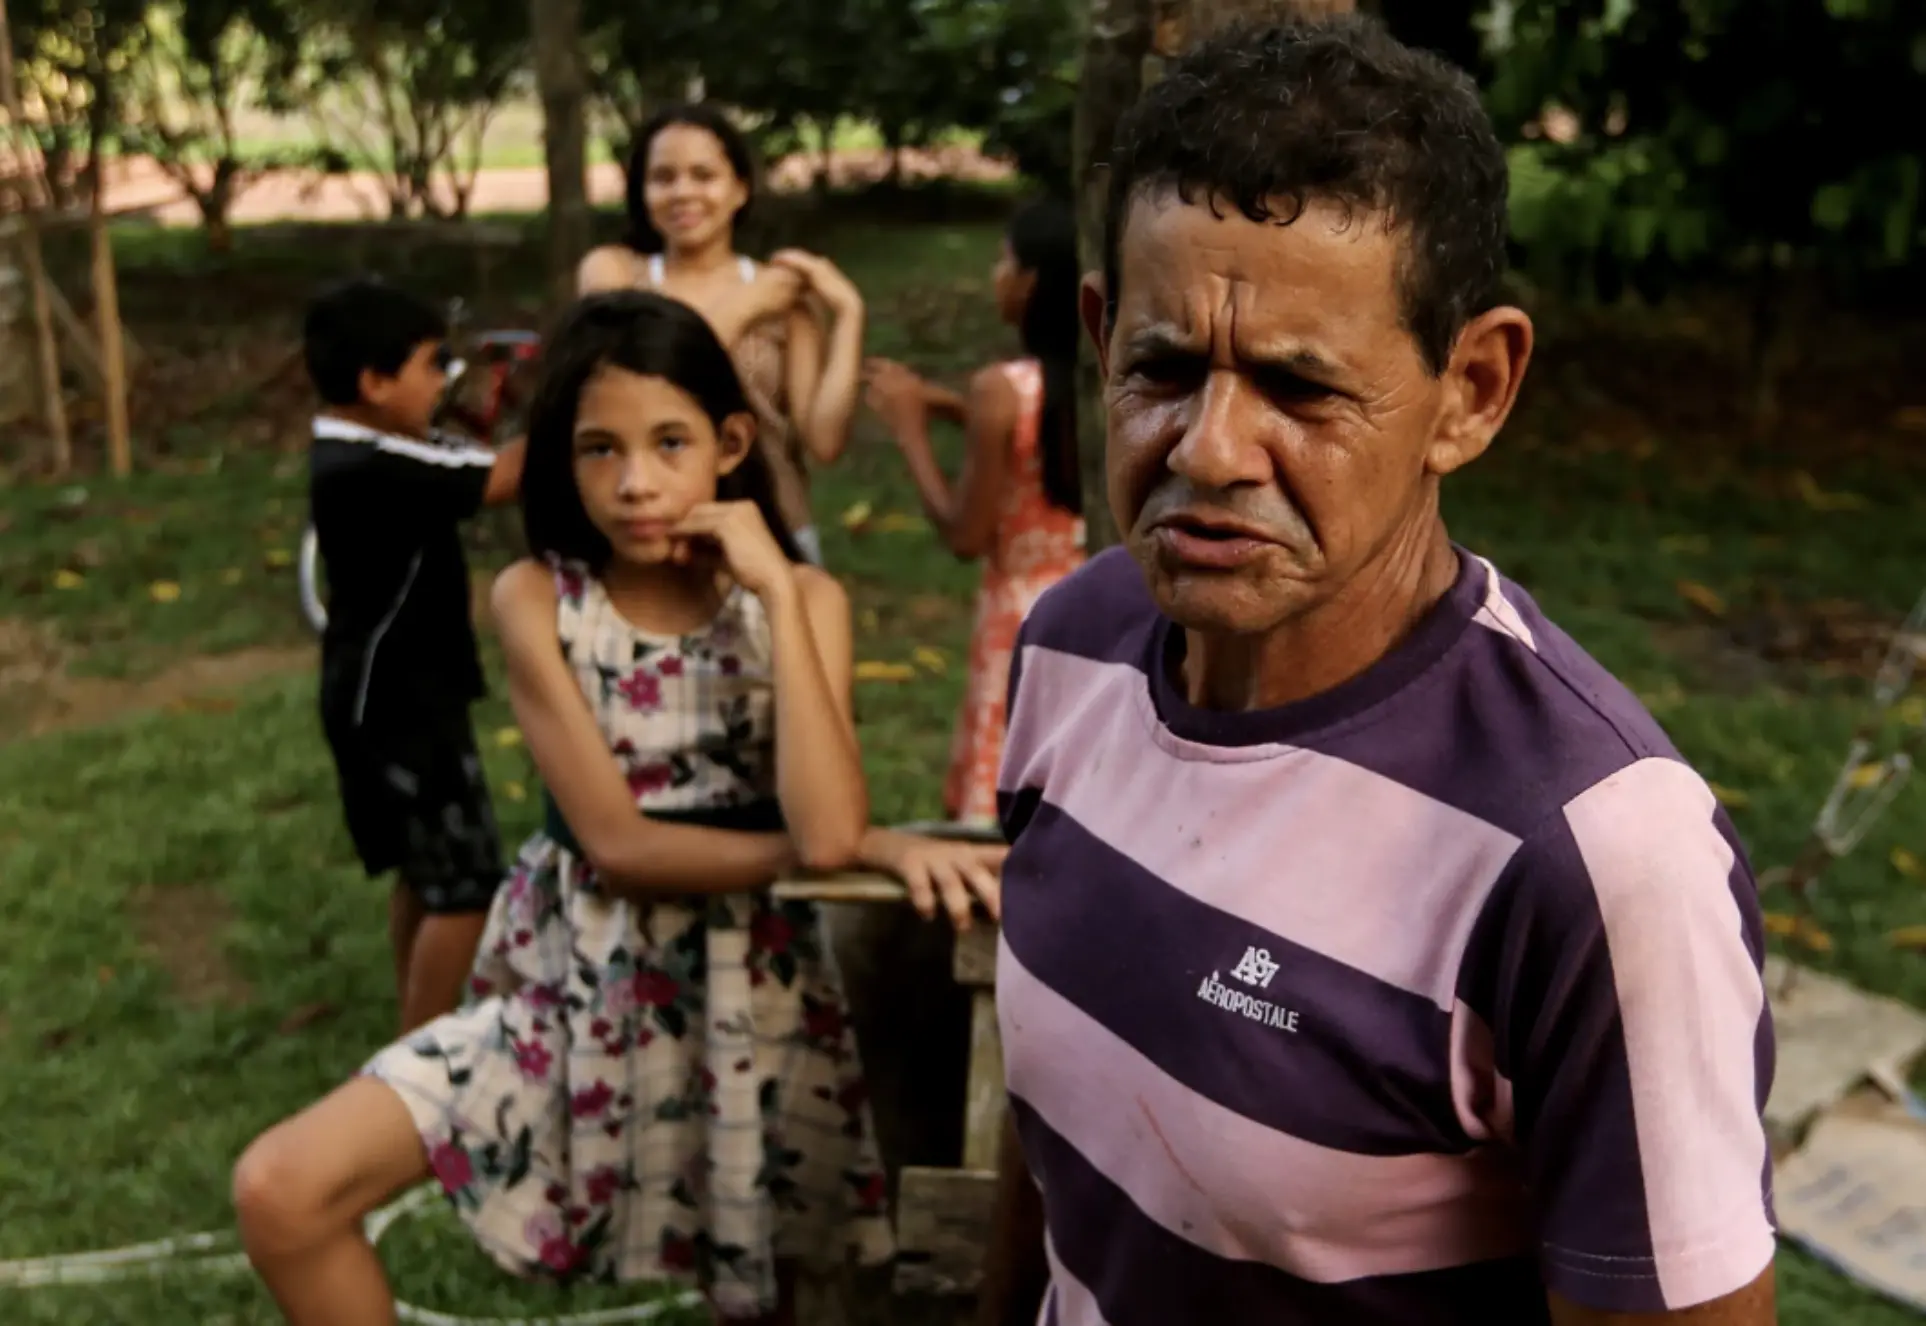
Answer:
[
  {"xmin": 1243, "ymin": 342, "xmax": 1350, "ymax": 385},
  {"xmin": 1120, "ymin": 323, "xmax": 1202, "ymax": 360}
]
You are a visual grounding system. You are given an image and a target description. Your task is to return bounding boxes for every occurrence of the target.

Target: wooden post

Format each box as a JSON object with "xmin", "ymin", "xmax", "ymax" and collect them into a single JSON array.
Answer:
[
  {"xmin": 87, "ymin": 151, "xmax": 131, "ymax": 477},
  {"xmin": 0, "ymin": 0, "xmax": 72, "ymax": 472}
]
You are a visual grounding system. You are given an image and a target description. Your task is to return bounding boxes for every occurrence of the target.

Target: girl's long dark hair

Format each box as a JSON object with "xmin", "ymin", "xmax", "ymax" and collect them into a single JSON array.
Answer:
[
  {"xmin": 1009, "ymin": 197, "xmax": 1083, "ymax": 517},
  {"xmin": 623, "ymin": 103, "xmax": 758, "ymax": 256},
  {"xmin": 521, "ymin": 291, "xmax": 804, "ymax": 573}
]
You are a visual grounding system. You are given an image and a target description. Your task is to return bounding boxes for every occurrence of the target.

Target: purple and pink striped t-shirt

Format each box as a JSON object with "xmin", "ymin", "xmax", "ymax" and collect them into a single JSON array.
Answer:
[{"xmin": 996, "ymin": 546, "xmax": 1776, "ymax": 1325}]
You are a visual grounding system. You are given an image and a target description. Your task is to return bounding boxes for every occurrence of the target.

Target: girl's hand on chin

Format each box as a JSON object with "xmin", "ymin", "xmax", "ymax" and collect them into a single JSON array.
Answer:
[{"xmin": 669, "ymin": 501, "xmax": 797, "ymax": 602}]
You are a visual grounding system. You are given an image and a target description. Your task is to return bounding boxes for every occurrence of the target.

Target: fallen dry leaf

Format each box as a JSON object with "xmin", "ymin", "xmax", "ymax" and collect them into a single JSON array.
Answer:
[
  {"xmin": 1848, "ymin": 761, "xmax": 1888, "ymax": 790},
  {"xmin": 1901, "ymin": 697, "xmax": 1926, "ymax": 727},
  {"xmin": 1791, "ymin": 469, "xmax": 1869, "ymax": 512},
  {"xmin": 1887, "ymin": 925, "xmax": 1926, "ymax": 951},
  {"xmin": 504, "ymin": 780, "xmax": 527, "ymax": 802},
  {"xmin": 1675, "ymin": 580, "xmax": 1727, "ymax": 618},
  {"xmin": 493, "ymin": 726, "xmax": 522, "ymax": 748},
  {"xmin": 263, "ymin": 548, "xmax": 293, "ymax": 569},
  {"xmin": 149, "ymin": 580, "xmax": 182, "ymax": 604},
  {"xmin": 913, "ymin": 646, "xmax": 948, "ymax": 674},
  {"xmin": 220, "ymin": 567, "xmax": 243, "ymax": 586},
  {"xmin": 1658, "ymin": 534, "xmax": 1711, "ymax": 555},
  {"xmin": 839, "ymin": 499, "xmax": 874, "ymax": 532},
  {"xmin": 875, "ymin": 513, "xmax": 924, "ymax": 534},
  {"xmin": 1708, "ymin": 782, "xmax": 1750, "ymax": 809},
  {"xmin": 52, "ymin": 569, "xmax": 84, "ymax": 590},
  {"xmin": 853, "ymin": 660, "xmax": 918, "ymax": 682},
  {"xmin": 1762, "ymin": 912, "xmax": 1834, "ymax": 951},
  {"xmin": 277, "ymin": 1001, "xmax": 338, "ymax": 1035},
  {"xmin": 1894, "ymin": 847, "xmax": 1924, "ymax": 879},
  {"xmin": 858, "ymin": 608, "xmax": 881, "ymax": 632}
]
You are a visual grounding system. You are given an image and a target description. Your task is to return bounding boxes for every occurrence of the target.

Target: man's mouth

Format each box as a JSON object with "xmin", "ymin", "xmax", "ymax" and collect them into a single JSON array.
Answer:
[{"xmin": 1151, "ymin": 513, "xmax": 1274, "ymax": 569}]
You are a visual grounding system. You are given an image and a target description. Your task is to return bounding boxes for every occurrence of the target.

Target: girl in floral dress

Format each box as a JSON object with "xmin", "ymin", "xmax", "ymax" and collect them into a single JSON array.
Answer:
[
  {"xmin": 863, "ymin": 198, "xmax": 1087, "ymax": 826},
  {"xmin": 233, "ymin": 290, "xmax": 1003, "ymax": 1325}
]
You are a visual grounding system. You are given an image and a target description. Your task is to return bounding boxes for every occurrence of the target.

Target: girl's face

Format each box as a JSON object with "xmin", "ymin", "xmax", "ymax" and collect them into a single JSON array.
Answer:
[
  {"xmin": 571, "ymin": 366, "xmax": 753, "ymax": 565},
  {"xmin": 643, "ymin": 124, "xmax": 748, "ymax": 255}
]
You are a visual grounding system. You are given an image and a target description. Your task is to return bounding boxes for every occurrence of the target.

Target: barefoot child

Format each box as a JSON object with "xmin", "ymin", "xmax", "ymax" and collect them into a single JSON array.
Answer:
[
  {"xmin": 237, "ymin": 289, "xmax": 1000, "ymax": 1324},
  {"xmin": 304, "ymin": 277, "xmax": 526, "ymax": 1034}
]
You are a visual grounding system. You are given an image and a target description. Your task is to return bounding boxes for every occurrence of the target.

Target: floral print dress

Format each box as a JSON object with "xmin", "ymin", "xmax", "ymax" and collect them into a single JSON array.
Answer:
[
  {"xmin": 943, "ymin": 359, "xmax": 1086, "ymax": 824},
  {"xmin": 364, "ymin": 562, "xmax": 894, "ymax": 1318}
]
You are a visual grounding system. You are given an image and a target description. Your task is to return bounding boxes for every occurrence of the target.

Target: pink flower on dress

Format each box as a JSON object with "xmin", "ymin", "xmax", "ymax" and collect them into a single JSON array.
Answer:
[
  {"xmin": 631, "ymin": 970, "xmax": 679, "ymax": 1008},
  {"xmin": 513, "ymin": 1036, "xmax": 553, "ymax": 1081},
  {"xmin": 626, "ymin": 763, "xmax": 673, "ymax": 798},
  {"xmin": 571, "ymin": 1079, "xmax": 615, "ymax": 1119},
  {"xmin": 428, "ymin": 1141, "xmax": 473, "ymax": 1193},
  {"xmin": 660, "ymin": 1233, "xmax": 697, "ymax": 1271},
  {"xmin": 749, "ymin": 911, "xmax": 794, "ymax": 955},
  {"xmin": 718, "ymin": 654, "xmax": 742, "ymax": 677},
  {"xmin": 617, "ymin": 669, "xmax": 662, "ymax": 710},
  {"xmin": 556, "ymin": 566, "xmax": 586, "ymax": 605},
  {"xmin": 602, "ymin": 975, "xmax": 637, "ymax": 1018},
  {"xmin": 526, "ymin": 982, "xmax": 562, "ymax": 1009},
  {"xmin": 585, "ymin": 1165, "xmax": 623, "ymax": 1205},
  {"xmin": 658, "ymin": 654, "xmax": 685, "ymax": 677},
  {"xmin": 803, "ymin": 1001, "xmax": 845, "ymax": 1042}
]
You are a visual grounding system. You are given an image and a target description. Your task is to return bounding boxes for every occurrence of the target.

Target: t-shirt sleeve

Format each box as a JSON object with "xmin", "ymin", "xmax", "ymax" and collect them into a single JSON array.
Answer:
[
  {"xmin": 996, "ymin": 608, "xmax": 1040, "ymax": 846},
  {"xmin": 1459, "ymin": 756, "xmax": 1776, "ymax": 1313},
  {"xmin": 368, "ymin": 433, "xmax": 495, "ymax": 522}
]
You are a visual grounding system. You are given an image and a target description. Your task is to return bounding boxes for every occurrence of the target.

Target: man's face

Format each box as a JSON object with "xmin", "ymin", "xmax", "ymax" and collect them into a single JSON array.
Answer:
[{"xmin": 1091, "ymin": 192, "xmax": 1459, "ymax": 636}]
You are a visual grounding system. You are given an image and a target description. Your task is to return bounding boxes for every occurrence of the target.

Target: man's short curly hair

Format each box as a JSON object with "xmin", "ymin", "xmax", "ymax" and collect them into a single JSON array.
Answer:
[{"xmin": 1102, "ymin": 14, "xmax": 1510, "ymax": 375}]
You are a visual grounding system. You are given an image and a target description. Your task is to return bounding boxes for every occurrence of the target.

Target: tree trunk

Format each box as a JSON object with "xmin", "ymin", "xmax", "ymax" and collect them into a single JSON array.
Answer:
[
  {"xmin": 530, "ymin": 0, "xmax": 590, "ymax": 316},
  {"xmin": 1072, "ymin": 0, "xmax": 1356, "ymax": 553}
]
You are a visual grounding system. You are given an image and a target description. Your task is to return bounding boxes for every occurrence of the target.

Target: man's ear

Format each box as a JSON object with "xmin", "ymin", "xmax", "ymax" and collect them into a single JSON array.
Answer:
[
  {"xmin": 1079, "ymin": 271, "xmax": 1111, "ymax": 379},
  {"xmin": 716, "ymin": 412, "xmax": 758, "ymax": 476},
  {"xmin": 1425, "ymin": 305, "xmax": 1534, "ymax": 478}
]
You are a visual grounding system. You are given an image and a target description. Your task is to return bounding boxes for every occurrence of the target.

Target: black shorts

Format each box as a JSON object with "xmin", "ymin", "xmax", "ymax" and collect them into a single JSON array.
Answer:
[{"xmin": 324, "ymin": 709, "xmax": 505, "ymax": 915}]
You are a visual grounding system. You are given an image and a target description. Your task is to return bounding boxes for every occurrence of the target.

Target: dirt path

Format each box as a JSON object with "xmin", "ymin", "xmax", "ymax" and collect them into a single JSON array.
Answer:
[
  {"xmin": 100, "ymin": 144, "xmax": 1011, "ymax": 228},
  {"xmin": 0, "ymin": 617, "xmax": 314, "ymax": 741}
]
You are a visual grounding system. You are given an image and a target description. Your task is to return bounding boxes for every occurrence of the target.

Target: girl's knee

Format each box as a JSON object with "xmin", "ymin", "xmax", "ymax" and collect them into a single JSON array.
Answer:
[{"xmin": 233, "ymin": 1123, "xmax": 336, "ymax": 1252}]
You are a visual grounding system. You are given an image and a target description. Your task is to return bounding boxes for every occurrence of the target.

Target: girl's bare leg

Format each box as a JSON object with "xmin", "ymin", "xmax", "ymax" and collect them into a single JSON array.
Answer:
[{"xmin": 233, "ymin": 1076, "xmax": 431, "ymax": 1326}]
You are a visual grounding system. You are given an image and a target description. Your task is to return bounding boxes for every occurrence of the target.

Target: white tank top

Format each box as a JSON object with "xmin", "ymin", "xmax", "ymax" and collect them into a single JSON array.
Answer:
[{"xmin": 646, "ymin": 254, "xmax": 756, "ymax": 285}]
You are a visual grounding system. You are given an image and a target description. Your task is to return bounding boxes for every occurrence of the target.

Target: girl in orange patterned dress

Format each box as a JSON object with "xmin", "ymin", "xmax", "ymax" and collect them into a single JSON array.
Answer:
[{"xmin": 864, "ymin": 199, "xmax": 1087, "ymax": 828}]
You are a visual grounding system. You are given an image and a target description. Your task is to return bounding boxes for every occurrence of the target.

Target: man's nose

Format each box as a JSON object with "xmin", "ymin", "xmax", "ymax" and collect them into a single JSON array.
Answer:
[{"xmin": 1166, "ymin": 371, "xmax": 1274, "ymax": 488}]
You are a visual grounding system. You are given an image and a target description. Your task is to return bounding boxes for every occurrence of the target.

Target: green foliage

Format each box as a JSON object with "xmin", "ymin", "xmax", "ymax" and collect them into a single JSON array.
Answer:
[
  {"xmin": 115, "ymin": 0, "xmax": 308, "ymax": 240},
  {"xmin": 1490, "ymin": 0, "xmax": 1926, "ymax": 298},
  {"xmin": 280, "ymin": 0, "xmax": 529, "ymax": 218},
  {"xmin": 582, "ymin": 0, "xmax": 1078, "ymax": 190}
]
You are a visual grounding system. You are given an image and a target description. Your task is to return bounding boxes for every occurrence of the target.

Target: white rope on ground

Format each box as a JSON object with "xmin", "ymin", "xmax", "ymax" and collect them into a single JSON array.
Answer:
[{"xmin": 0, "ymin": 1182, "xmax": 705, "ymax": 1325}]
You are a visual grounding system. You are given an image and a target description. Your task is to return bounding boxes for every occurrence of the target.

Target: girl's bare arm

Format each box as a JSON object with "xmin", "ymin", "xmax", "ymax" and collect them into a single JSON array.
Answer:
[
  {"xmin": 766, "ymin": 564, "xmax": 869, "ymax": 870},
  {"xmin": 493, "ymin": 560, "xmax": 795, "ymax": 894}
]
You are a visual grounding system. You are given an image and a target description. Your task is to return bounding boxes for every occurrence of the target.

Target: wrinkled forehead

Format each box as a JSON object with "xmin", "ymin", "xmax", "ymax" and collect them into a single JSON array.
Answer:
[{"xmin": 1110, "ymin": 187, "xmax": 1410, "ymax": 360}]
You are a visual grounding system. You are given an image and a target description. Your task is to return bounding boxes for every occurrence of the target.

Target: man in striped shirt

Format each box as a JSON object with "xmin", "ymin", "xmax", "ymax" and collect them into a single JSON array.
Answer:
[{"xmin": 979, "ymin": 16, "xmax": 1776, "ymax": 1326}]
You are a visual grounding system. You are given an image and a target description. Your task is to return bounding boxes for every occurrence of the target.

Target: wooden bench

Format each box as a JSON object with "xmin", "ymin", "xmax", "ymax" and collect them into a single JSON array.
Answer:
[{"xmin": 771, "ymin": 821, "xmax": 1006, "ymax": 1298}]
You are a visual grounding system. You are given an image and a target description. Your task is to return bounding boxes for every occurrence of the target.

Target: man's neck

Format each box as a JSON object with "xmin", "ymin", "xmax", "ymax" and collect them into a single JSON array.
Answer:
[{"xmin": 1180, "ymin": 521, "xmax": 1461, "ymax": 713}]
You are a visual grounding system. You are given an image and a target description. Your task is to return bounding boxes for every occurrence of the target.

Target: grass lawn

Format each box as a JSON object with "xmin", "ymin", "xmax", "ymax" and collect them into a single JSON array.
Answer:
[{"xmin": 2, "ymin": 205, "xmax": 1925, "ymax": 1322}]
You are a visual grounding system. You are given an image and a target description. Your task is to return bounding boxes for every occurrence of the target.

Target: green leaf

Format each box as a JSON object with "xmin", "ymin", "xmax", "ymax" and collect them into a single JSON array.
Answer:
[{"xmin": 1812, "ymin": 184, "xmax": 1856, "ymax": 233}]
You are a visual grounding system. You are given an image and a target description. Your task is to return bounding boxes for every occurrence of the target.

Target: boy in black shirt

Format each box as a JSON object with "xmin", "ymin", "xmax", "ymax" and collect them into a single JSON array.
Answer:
[{"xmin": 304, "ymin": 278, "xmax": 525, "ymax": 1032}]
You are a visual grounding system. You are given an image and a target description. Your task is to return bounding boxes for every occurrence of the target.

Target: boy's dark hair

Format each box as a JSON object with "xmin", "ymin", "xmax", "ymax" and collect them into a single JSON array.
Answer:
[
  {"xmin": 303, "ymin": 277, "xmax": 447, "ymax": 406},
  {"xmin": 1007, "ymin": 196, "xmax": 1082, "ymax": 517},
  {"xmin": 1102, "ymin": 14, "xmax": 1510, "ymax": 375},
  {"xmin": 623, "ymin": 103, "xmax": 759, "ymax": 255},
  {"xmin": 522, "ymin": 290, "xmax": 804, "ymax": 572}
]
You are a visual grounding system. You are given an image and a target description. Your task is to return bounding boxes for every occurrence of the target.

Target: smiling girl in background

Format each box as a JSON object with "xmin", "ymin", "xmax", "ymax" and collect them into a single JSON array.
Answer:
[
  {"xmin": 232, "ymin": 290, "xmax": 1004, "ymax": 1325},
  {"xmin": 578, "ymin": 104, "xmax": 864, "ymax": 567}
]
